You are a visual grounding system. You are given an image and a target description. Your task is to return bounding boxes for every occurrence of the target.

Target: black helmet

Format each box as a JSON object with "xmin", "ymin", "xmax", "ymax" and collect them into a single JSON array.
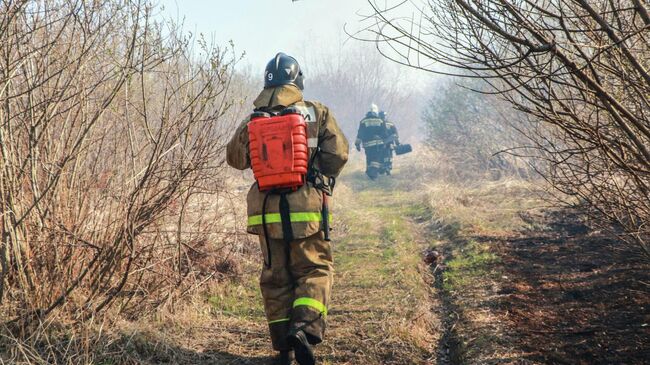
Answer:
[
  {"xmin": 379, "ymin": 111, "xmax": 387, "ymax": 120},
  {"xmin": 264, "ymin": 52, "xmax": 304, "ymax": 90}
]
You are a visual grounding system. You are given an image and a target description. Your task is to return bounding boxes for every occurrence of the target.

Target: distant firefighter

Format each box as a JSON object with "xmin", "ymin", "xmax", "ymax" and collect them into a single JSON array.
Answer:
[{"xmin": 355, "ymin": 105, "xmax": 410, "ymax": 179}]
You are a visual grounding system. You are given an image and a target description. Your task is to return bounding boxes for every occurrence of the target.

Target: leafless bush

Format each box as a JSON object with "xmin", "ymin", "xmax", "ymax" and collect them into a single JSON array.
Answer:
[
  {"xmin": 357, "ymin": 0, "xmax": 650, "ymax": 256},
  {"xmin": 423, "ymin": 76, "xmax": 534, "ymax": 180},
  {"xmin": 0, "ymin": 0, "xmax": 242, "ymax": 328}
]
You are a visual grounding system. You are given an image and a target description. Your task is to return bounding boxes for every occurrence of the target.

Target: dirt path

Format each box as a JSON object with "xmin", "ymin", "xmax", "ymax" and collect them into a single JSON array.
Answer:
[{"xmin": 319, "ymin": 164, "xmax": 440, "ymax": 364}]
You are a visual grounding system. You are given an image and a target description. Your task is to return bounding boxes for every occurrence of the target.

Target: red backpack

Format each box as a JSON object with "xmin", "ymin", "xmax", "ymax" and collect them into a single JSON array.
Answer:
[{"xmin": 247, "ymin": 107, "xmax": 309, "ymax": 191}]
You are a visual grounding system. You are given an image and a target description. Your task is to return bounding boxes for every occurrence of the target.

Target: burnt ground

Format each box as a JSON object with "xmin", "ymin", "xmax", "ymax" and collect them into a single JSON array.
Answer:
[{"xmin": 491, "ymin": 210, "xmax": 650, "ymax": 364}]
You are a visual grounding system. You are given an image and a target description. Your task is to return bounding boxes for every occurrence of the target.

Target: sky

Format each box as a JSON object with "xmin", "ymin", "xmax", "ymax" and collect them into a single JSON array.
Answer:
[
  {"xmin": 157, "ymin": 0, "xmax": 375, "ymax": 70},
  {"xmin": 155, "ymin": 0, "xmax": 435, "ymax": 141}
]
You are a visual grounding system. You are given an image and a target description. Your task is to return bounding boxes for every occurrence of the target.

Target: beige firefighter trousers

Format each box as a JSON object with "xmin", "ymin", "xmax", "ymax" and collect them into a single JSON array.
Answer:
[{"xmin": 259, "ymin": 231, "xmax": 333, "ymax": 351}]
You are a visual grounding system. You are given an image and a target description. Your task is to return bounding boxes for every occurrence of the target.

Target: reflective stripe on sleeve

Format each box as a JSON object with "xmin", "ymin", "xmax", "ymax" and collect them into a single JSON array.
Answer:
[
  {"xmin": 247, "ymin": 212, "xmax": 331, "ymax": 227},
  {"xmin": 293, "ymin": 297, "xmax": 327, "ymax": 316}
]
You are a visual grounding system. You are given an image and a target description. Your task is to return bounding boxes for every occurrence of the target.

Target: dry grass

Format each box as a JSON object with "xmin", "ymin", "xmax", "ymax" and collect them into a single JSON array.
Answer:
[
  {"xmin": 0, "ymin": 269, "xmax": 273, "ymax": 365},
  {"xmin": 426, "ymin": 176, "xmax": 545, "ymax": 235},
  {"xmin": 1, "ymin": 145, "xmax": 548, "ymax": 364}
]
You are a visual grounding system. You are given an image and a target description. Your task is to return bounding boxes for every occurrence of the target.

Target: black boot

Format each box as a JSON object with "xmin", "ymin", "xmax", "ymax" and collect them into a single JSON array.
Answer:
[
  {"xmin": 287, "ymin": 330, "xmax": 315, "ymax": 365},
  {"xmin": 274, "ymin": 350, "xmax": 293, "ymax": 365}
]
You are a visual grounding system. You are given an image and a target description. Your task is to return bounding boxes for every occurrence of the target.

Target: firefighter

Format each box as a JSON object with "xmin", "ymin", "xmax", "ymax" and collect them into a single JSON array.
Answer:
[
  {"xmin": 227, "ymin": 53, "xmax": 349, "ymax": 365},
  {"xmin": 378, "ymin": 110, "xmax": 400, "ymax": 175},
  {"xmin": 355, "ymin": 105, "xmax": 395, "ymax": 179}
]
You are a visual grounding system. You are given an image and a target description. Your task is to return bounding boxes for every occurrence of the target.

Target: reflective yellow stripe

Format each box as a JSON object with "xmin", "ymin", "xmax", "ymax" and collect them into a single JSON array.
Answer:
[
  {"xmin": 247, "ymin": 212, "xmax": 331, "ymax": 227},
  {"xmin": 268, "ymin": 317, "xmax": 290, "ymax": 325},
  {"xmin": 363, "ymin": 139, "xmax": 384, "ymax": 147},
  {"xmin": 362, "ymin": 119, "xmax": 383, "ymax": 127},
  {"xmin": 248, "ymin": 213, "xmax": 282, "ymax": 226},
  {"xmin": 293, "ymin": 297, "xmax": 327, "ymax": 316}
]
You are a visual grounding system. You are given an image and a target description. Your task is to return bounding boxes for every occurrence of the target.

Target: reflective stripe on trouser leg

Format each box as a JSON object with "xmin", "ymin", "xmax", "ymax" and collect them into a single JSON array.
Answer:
[
  {"xmin": 289, "ymin": 231, "xmax": 333, "ymax": 345},
  {"xmin": 362, "ymin": 139, "xmax": 384, "ymax": 148},
  {"xmin": 293, "ymin": 297, "xmax": 327, "ymax": 316},
  {"xmin": 366, "ymin": 146, "xmax": 384, "ymax": 170},
  {"xmin": 259, "ymin": 235, "xmax": 293, "ymax": 351}
]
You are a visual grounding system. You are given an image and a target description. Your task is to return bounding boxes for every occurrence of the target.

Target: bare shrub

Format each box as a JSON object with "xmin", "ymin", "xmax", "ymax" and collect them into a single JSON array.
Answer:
[
  {"xmin": 0, "ymin": 0, "xmax": 242, "ymax": 327},
  {"xmin": 423, "ymin": 77, "xmax": 534, "ymax": 180}
]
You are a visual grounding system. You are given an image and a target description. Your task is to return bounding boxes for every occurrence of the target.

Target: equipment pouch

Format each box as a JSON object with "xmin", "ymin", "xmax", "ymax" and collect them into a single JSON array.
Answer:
[{"xmin": 395, "ymin": 144, "xmax": 413, "ymax": 155}]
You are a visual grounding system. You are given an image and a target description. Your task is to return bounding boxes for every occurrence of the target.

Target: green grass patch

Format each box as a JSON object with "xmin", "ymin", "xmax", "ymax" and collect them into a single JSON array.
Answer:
[
  {"xmin": 208, "ymin": 277, "xmax": 264, "ymax": 319},
  {"xmin": 382, "ymin": 246, "xmax": 398, "ymax": 260},
  {"xmin": 443, "ymin": 240, "xmax": 500, "ymax": 292},
  {"xmin": 402, "ymin": 202, "xmax": 434, "ymax": 221}
]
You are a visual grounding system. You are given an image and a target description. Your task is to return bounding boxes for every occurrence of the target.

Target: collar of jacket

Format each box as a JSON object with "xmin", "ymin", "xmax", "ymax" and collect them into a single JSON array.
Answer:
[{"xmin": 253, "ymin": 85, "xmax": 304, "ymax": 109}]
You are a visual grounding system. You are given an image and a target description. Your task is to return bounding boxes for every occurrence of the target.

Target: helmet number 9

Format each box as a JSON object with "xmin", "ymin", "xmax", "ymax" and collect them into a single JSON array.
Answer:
[{"xmin": 267, "ymin": 72, "xmax": 273, "ymax": 81}]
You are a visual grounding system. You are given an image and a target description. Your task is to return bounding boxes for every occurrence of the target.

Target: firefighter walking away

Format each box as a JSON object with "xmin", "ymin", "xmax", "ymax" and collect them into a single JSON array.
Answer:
[
  {"xmin": 227, "ymin": 52, "xmax": 349, "ymax": 365},
  {"xmin": 355, "ymin": 105, "xmax": 411, "ymax": 179}
]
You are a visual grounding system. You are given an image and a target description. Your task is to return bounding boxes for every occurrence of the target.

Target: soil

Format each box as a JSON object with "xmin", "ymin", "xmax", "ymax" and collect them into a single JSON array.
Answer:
[{"xmin": 491, "ymin": 210, "xmax": 650, "ymax": 364}]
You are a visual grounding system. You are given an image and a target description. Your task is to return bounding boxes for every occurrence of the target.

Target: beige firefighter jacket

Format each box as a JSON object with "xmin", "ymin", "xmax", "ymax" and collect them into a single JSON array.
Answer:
[{"xmin": 227, "ymin": 85, "xmax": 349, "ymax": 239}]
